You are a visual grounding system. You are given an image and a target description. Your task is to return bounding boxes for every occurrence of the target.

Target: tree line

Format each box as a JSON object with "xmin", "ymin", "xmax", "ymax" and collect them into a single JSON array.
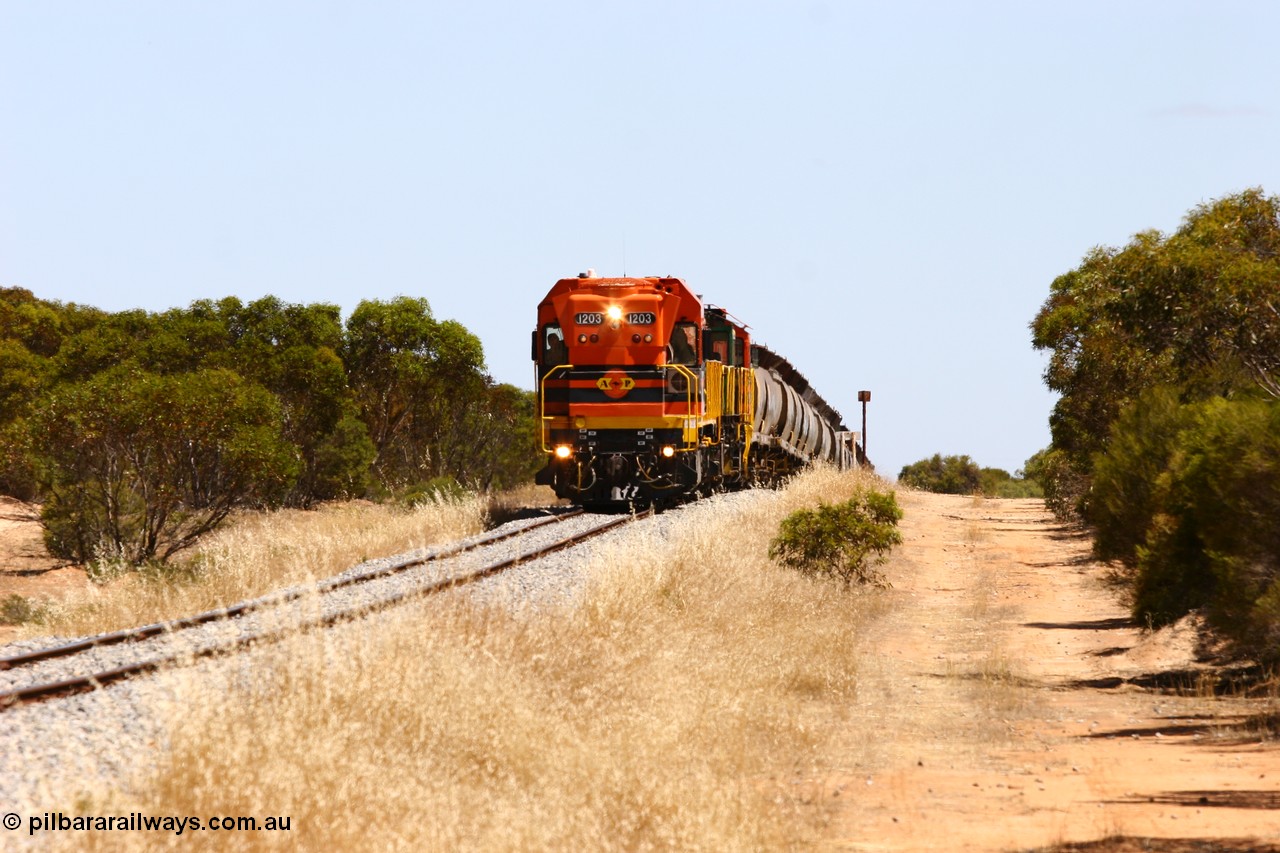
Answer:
[
  {"xmin": 1031, "ymin": 188, "xmax": 1280, "ymax": 662},
  {"xmin": 0, "ymin": 290, "xmax": 539, "ymax": 565},
  {"xmin": 897, "ymin": 453, "xmax": 1043, "ymax": 498}
]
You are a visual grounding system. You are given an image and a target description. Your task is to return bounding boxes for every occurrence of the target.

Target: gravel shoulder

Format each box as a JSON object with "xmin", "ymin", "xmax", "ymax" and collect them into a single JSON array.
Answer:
[{"xmin": 822, "ymin": 491, "xmax": 1280, "ymax": 851}]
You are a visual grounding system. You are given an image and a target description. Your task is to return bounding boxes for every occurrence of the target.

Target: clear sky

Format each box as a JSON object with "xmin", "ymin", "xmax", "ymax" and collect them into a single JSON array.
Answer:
[{"xmin": 3, "ymin": 2, "xmax": 1279, "ymax": 478}]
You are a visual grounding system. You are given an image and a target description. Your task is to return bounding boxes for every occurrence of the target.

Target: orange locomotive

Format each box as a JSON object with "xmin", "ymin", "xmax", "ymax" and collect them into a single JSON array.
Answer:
[{"xmin": 533, "ymin": 271, "xmax": 859, "ymax": 508}]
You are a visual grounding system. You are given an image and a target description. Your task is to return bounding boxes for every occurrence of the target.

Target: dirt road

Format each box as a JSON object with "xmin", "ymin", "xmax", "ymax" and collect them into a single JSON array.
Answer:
[{"xmin": 824, "ymin": 491, "xmax": 1279, "ymax": 851}]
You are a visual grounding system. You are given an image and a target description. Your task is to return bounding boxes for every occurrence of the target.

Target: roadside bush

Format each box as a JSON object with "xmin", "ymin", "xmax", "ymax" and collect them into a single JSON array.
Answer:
[
  {"xmin": 399, "ymin": 476, "xmax": 473, "ymax": 507},
  {"xmin": 768, "ymin": 487, "xmax": 902, "ymax": 586},
  {"xmin": 1090, "ymin": 388, "xmax": 1219, "ymax": 626},
  {"xmin": 1022, "ymin": 446, "xmax": 1088, "ymax": 520},
  {"xmin": 1089, "ymin": 386, "xmax": 1192, "ymax": 570},
  {"xmin": 0, "ymin": 593, "xmax": 46, "ymax": 626},
  {"xmin": 1154, "ymin": 397, "xmax": 1280, "ymax": 656},
  {"xmin": 1090, "ymin": 392, "xmax": 1280, "ymax": 660},
  {"xmin": 898, "ymin": 454, "xmax": 981, "ymax": 494},
  {"xmin": 978, "ymin": 466, "xmax": 1044, "ymax": 498}
]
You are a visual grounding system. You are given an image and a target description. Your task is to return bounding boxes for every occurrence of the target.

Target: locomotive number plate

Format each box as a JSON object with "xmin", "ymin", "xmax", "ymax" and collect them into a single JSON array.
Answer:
[
  {"xmin": 626, "ymin": 312, "xmax": 655, "ymax": 325},
  {"xmin": 575, "ymin": 312, "xmax": 604, "ymax": 325}
]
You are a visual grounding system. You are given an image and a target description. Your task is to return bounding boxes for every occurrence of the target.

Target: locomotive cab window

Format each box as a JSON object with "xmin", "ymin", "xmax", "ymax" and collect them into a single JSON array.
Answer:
[
  {"xmin": 704, "ymin": 330, "xmax": 731, "ymax": 364},
  {"xmin": 670, "ymin": 322, "xmax": 699, "ymax": 365},
  {"xmin": 542, "ymin": 323, "xmax": 567, "ymax": 368}
]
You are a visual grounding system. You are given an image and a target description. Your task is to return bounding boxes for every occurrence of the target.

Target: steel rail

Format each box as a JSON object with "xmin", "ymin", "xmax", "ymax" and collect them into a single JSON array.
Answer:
[
  {"xmin": 0, "ymin": 509, "xmax": 582, "ymax": 673},
  {"xmin": 0, "ymin": 509, "xmax": 645, "ymax": 709}
]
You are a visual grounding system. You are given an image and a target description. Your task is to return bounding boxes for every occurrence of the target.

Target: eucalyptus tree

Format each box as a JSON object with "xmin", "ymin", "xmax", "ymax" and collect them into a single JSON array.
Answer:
[
  {"xmin": 34, "ymin": 367, "xmax": 298, "ymax": 564},
  {"xmin": 1031, "ymin": 188, "xmax": 1280, "ymax": 515},
  {"xmin": 342, "ymin": 296, "xmax": 486, "ymax": 488}
]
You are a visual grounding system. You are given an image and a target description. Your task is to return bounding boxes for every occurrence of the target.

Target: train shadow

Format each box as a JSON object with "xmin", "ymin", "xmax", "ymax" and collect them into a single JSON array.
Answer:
[{"xmin": 484, "ymin": 503, "xmax": 582, "ymax": 529}]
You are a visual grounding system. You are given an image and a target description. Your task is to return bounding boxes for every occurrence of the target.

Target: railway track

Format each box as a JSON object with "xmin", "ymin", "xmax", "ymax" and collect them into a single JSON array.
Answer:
[{"xmin": 0, "ymin": 507, "xmax": 650, "ymax": 709}]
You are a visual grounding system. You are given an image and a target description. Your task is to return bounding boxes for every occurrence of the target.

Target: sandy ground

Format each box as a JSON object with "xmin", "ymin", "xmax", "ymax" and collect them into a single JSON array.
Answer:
[
  {"xmin": 1, "ymin": 491, "xmax": 1277, "ymax": 851},
  {"xmin": 822, "ymin": 491, "xmax": 1279, "ymax": 852},
  {"xmin": 0, "ymin": 498, "xmax": 90, "ymax": 644}
]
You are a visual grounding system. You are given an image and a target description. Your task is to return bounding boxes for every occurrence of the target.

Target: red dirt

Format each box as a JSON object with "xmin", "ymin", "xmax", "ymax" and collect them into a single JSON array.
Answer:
[
  {"xmin": 0, "ymin": 497, "xmax": 90, "ymax": 644},
  {"xmin": 821, "ymin": 492, "xmax": 1279, "ymax": 851}
]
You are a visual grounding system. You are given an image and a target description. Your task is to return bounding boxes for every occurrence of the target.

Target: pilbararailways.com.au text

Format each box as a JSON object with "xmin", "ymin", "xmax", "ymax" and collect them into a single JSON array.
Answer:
[{"xmin": 13, "ymin": 811, "xmax": 292, "ymax": 836}]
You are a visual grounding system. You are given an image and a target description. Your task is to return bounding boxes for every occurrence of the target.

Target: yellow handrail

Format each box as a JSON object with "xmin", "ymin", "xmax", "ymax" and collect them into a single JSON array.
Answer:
[
  {"xmin": 538, "ymin": 364, "xmax": 573, "ymax": 452},
  {"xmin": 666, "ymin": 363, "xmax": 701, "ymax": 448}
]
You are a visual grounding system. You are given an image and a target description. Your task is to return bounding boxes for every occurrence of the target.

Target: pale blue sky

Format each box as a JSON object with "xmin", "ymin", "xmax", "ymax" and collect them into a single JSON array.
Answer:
[{"xmin": 3, "ymin": 2, "xmax": 1278, "ymax": 478}]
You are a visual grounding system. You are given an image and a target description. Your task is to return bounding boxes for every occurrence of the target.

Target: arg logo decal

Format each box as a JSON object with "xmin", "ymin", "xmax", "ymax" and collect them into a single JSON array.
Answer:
[{"xmin": 596, "ymin": 371, "xmax": 635, "ymax": 399}]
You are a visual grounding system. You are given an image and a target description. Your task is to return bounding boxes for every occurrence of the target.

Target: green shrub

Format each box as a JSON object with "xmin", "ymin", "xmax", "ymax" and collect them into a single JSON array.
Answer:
[
  {"xmin": 988, "ymin": 478, "xmax": 1044, "ymax": 499},
  {"xmin": 308, "ymin": 408, "xmax": 377, "ymax": 501},
  {"xmin": 978, "ymin": 466, "xmax": 1044, "ymax": 498},
  {"xmin": 1022, "ymin": 446, "xmax": 1088, "ymax": 520},
  {"xmin": 1158, "ymin": 396, "xmax": 1280, "ymax": 657},
  {"xmin": 0, "ymin": 593, "xmax": 46, "ymax": 625},
  {"xmin": 1089, "ymin": 386, "xmax": 1192, "ymax": 569},
  {"xmin": 1090, "ymin": 391, "xmax": 1280, "ymax": 660},
  {"xmin": 399, "ymin": 476, "xmax": 473, "ymax": 507},
  {"xmin": 768, "ymin": 488, "xmax": 903, "ymax": 587},
  {"xmin": 897, "ymin": 454, "xmax": 981, "ymax": 494},
  {"xmin": 1090, "ymin": 388, "xmax": 1221, "ymax": 626},
  {"xmin": 0, "ymin": 419, "xmax": 37, "ymax": 501}
]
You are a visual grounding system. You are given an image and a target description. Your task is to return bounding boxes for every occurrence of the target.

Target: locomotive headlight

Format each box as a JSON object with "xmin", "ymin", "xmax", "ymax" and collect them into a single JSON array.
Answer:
[
  {"xmin": 606, "ymin": 305, "xmax": 623, "ymax": 321},
  {"xmin": 554, "ymin": 445, "xmax": 573, "ymax": 460},
  {"xmin": 660, "ymin": 445, "xmax": 676, "ymax": 458}
]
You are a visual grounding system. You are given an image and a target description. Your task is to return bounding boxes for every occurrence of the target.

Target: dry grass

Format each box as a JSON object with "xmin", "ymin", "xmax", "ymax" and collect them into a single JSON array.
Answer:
[
  {"xmin": 57, "ymin": 467, "xmax": 894, "ymax": 852},
  {"xmin": 25, "ymin": 495, "xmax": 488, "ymax": 639}
]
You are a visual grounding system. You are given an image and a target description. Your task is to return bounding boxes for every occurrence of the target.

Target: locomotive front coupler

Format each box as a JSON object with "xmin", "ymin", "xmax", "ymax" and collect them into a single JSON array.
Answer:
[{"xmin": 603, "ymin": 453, "xmax": 628, "ymax": 479}]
